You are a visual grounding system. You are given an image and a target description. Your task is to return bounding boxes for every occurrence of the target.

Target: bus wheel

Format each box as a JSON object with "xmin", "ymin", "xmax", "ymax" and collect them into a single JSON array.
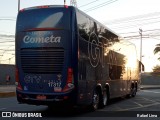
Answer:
[
  {"xmin": 130, "ymin": 84, "xmax": 137, "ymax": 97},
  {"xmin": 131, "ymin": 87, "xmax": 137, "ymax": 97},
  {"xmin": 90, "ymin": 90, "xmax": 100, "ymax": 111}
]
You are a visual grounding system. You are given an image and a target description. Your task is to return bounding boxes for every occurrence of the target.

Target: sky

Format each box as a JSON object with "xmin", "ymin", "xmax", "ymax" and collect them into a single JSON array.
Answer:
[{"xmin": 0, "ymin": 0, "xmax": 160, "ymax": 72}]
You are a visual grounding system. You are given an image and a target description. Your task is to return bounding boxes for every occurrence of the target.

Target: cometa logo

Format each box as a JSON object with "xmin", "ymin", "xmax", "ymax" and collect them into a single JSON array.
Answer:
[{"xmin": 23, "ymin": 35, "xmax": 61, "ymax": 44}]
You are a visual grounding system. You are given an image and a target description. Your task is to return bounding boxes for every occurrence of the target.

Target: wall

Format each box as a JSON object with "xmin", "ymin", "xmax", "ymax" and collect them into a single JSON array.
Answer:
[
  {"xmin": 0, "ymin": 64, "xmax": 15, "ymax": 85},
  {"xmin": 141, "ymin": 72, "xmax": 160, "ymax": 85}
]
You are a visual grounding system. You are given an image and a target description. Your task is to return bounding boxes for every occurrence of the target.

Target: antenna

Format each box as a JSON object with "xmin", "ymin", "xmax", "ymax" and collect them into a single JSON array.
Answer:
[{"xmin": 70, "ymin": 0, "xmax": 77, "ymax": 7}]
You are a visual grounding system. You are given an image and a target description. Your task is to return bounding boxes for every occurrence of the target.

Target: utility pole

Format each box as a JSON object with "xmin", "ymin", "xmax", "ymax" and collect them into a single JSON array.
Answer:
[
  {"xmin": 139, "ymin": 28, "xmax": 143, "ymax": 66},
  {"xmin": 64, "ymin": 0, "xmax": 66, "ymax": 5},
  {"xmin": 139, "ymin": 28, "xmax": 143, "ymax": 85},
  {"xmin": 70, "ymin": 0, "xmax": 77, "ymax": 7},
  {"xmin": 18, "ymin": 0, "xmax": 20, "ymax": 12}
]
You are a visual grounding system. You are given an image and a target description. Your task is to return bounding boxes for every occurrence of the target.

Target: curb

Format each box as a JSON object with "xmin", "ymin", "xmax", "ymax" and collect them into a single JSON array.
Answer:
[
  {"xmin": 140, "ymin": 87, "xmax": 160, "ymax": 90},
  {"xmin": 0, "ymin": 91, "xmax": 16, "ymax": 98}
]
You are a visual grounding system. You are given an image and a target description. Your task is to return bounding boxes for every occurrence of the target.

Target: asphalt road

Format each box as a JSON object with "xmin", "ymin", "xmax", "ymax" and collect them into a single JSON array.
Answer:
[{"xmin": 0, "ymin": 89, "xmax": 160, "ymax": 120}]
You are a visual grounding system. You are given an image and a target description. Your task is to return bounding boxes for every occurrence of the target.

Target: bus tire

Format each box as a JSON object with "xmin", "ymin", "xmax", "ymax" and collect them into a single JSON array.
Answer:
[
  {"xmin": 17, "ymin": 96, "xmax": 23, "ymax": 103},
  {"xmin": 90, "ymin": 90, "xmax": 100, "ymax": 111}
]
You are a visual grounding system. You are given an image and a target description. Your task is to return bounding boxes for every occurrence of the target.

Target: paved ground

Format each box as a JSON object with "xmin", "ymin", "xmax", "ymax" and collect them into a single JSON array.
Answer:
[
  {"xmin": 0, "ymin": 85, "xmax": 160, "ymax": 98},
  {"xmin": 0, "ymin": 85, "xmax": 16, "ymax": 98}
]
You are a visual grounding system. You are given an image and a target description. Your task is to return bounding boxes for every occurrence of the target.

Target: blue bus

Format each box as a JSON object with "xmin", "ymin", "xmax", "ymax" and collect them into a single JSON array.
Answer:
[{"xmin": 15, "ymin": 5, "xmax": 140, "ymax": 110}]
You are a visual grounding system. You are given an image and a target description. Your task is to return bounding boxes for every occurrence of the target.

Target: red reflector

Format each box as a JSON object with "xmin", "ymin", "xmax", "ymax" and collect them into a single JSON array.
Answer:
[
  {"xmin": 18, "ymin": 94, "xmax": 22, "ymax": 97},
  {"xmin": 67, "ymin": 68, "xmax": 73, "ymax": 83},
  {"xmin": 16, "ymin": 67, "xmax": 23, "ymax": 91},
  {"xmin": 16, "ymin": 67, "xmax": 19, "ymax": 82},
  {"xmin": 68, "ymin": 68, "xmax": 72, "ymax": 73},
  {"xmin": 64, "ymin": 96, "xmax": 68, "ymax": 99},
  {"xmin": 24, "ymin": 28, "xmax": 62, "ymax": 32},
  {"xmin": 37, "ymin": 6, "xmax": 49, "ymax": 8}
]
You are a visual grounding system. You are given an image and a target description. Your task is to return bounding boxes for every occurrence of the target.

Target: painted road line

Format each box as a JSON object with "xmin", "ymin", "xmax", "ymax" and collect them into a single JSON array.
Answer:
[
  {"xmin": 0, "ymin": 108, "xmax": 7, "ymax": 111},
  {"xmin": 142, "ymin": 90, "xmax": 160, "ymax": 94},
  {"xmin": 132, "ymin": 101, "xmax": 143, "ymax": 107},
  {"xmin": 120, "ymin": 102, "xmax": 160, "ymax": 111},
  {"xmin": 141, "ymin": 97, "xmax": 158, "ymax": 103}
]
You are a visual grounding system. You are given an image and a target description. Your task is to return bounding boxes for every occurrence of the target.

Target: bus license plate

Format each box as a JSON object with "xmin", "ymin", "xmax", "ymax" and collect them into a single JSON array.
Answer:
[{"xmin": 36, "ymin": 95, "xmax": 46, "ymax": 100}]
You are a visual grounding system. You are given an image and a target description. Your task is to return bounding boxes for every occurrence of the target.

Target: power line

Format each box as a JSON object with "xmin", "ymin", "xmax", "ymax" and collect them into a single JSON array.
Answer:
[
  {"xmin": 79, "ymin": 0, "xmax": 100, "ymax": 8},
  {"xmin": 0, "ymin": 41, "xmax": 15, "ymax": 43},
  {"xmin": 110, "ymin": 20, "xmax": 160, "ymax": 30},
  {"xmin": 105, "ymin": 12, "xmax": 160, "ymax": 24},
  {"xmin": 0, "ymin": 56, "xmax": 15, "ymax": 61},
  {"xmin": 0, "ymin": 19, "xmax": 16, "ymax": 21},
  {"xmin": 0, "ymin": 34, "xmax": 15, "ymax": 38},
  {"xmin": 0, "ymin": 31, "xmax": 15, "ymax": 34},
  {"xmin": 106, "ymin": 16, "xmax": 160, "ymax": 26},
  {"xmin": 118, "ymin": 29, "xmax": 160, "ymax": 35},
  {"xmin": 84, "ymin": 0, "xmax": 119, "ymax": 12},
  {"xmin": 0, "ymin": 49, "xmax": 15, "ymax": 51}
]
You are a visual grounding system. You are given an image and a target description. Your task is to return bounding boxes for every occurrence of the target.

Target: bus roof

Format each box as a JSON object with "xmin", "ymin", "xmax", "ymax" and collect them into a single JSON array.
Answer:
[{"xmin": 19, "ymin": 5, "xmax": 73, "ymax": 12}]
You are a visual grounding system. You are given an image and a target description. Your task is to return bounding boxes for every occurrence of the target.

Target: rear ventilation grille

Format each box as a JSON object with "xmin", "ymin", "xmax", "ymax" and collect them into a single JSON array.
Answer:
[{"xmin": 20, "ymin": 48, "xmax": 64, "ymax": 74}]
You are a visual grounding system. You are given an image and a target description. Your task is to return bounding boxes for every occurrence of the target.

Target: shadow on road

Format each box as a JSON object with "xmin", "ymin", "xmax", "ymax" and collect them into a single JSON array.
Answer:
[
  {"xmin": 37, "ymin": 97, "xmax": 129, "ymax": 117},
  {"xmin": 39, "ymin": 106, "xmax": 93, "ymax": 117}
]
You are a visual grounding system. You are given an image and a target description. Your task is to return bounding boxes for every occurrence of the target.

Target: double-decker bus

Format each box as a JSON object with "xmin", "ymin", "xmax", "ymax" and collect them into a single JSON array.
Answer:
[{"xmin": 15, "ymin": 5, "xmax": 140, "ymax": 110}]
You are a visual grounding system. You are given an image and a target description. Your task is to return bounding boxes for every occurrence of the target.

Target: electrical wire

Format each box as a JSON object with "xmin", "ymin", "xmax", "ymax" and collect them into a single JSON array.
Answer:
[
  {"xmin": 110, "ymin": 20, "xmax": 160, "ymax": 30},
  {"xmin": 84, "ymin": 0, "xmax": 119, "ymax": 12},
  {"xmin": 105, "ymin": 12, "xmax": 160, "ymax": 24},
  {"xmin": 78, "ymin": 0, "xmax": 100, "ymax": 8}
]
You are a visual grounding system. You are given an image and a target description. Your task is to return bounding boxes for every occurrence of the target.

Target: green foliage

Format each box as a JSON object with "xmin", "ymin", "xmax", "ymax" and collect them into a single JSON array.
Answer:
[
  {"xmin": 154, "ymin": 44, "xmax": 160, "ymax": 60},
  {"xmin": 154, "ymin": 44, "xmax": 160, "ymax": 54},
  {"xmin": 152, "ymin": 65, "xmax": 160, "ymax": 74}
]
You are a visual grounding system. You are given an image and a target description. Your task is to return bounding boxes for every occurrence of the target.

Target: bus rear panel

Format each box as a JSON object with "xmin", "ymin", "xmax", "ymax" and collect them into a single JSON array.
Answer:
[
  {"xmin": 16, "ymin": 5, "xmax": 77, "ymax": 105},
  {"xmin": 16, "ymin": 5, "xmax": 140, "ymax": 109}
]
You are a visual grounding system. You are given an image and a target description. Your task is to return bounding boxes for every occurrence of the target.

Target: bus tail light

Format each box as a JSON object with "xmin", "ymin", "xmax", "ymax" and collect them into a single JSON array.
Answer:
[
  {"xmin": 64, "ymin": 5, "xmax": 68, "ymax": 8},
  {"xmin": 15, "ymin": 67, "xmax": 23, "ymax": 91},
  {"xmin": 63, "ymin": 68, "xmax": 75, "ymax": 92}
]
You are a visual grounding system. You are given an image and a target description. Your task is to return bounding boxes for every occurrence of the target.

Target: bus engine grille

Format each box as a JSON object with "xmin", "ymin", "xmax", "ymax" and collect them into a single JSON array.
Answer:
[{"xmin": 20, "ymin": 48, "xmax": 64, "ymax": 74}]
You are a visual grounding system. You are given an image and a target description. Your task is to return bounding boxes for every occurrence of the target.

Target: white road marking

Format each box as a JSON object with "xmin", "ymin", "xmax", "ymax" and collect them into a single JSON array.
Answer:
[
  {"xmin": 142, "ymin": 90, "xmax": 160, "ymax": 94},
  {"xmin": 99, "ymin": 96, "xmax": 160, "ymax": 111},
  {"xmin": 0, "ymin": 108, "xmax": 7, "ymax": 110},
  {"xmin": 120, "ymin": 102, "xmax": 160, "ymax": 111},
  {"xmin": 141, "ymin": 97, "xmax": 157, "ymax": 103},
  {"xmin": 133, "ymin": 101, "xmax": 143, "ymax": 107}
]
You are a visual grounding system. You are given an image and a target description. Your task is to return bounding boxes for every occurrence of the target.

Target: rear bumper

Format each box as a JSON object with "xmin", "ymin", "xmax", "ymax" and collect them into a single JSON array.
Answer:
[{"xmin": 16, "ymin": 89, "xmax": 76, "ymax": 105}]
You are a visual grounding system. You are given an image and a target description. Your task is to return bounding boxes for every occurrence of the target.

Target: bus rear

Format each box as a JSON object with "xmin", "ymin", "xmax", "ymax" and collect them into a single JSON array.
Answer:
[{"xmin": 15, "ymin": 5, "xmax": 76, "ymax": 105}]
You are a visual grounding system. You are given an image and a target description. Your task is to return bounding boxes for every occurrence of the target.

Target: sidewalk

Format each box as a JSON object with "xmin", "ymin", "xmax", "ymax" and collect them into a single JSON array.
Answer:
[
  {"xmin": 0, "ymin": 85, "xmax": 16, "ymax": 98},
  {"xmin": 140, "ymin": 85, "xmax": 160, "ymax": 90},
  {"xmin": 0, "ymin": 85, "xmax": 160, "ymax": 98}
]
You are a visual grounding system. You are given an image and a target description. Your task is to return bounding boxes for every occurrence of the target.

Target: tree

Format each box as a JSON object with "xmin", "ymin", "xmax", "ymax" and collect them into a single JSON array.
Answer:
[
  {"xmin": 153, "ymin": 44, "xmax": 160, "ymax": 73},
  {"xmin": 154, "ymin": 44, "xmax": 160, "ymax": 60},
  {"xmin": 152, "ymin": 65, "xmax": 160, "ymax": 74}
]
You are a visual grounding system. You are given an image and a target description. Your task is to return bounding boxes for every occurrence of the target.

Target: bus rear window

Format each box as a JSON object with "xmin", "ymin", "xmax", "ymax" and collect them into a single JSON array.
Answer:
[{"xmin": 17, "ymin": 8, "xmax": 70, "ymax": 31}]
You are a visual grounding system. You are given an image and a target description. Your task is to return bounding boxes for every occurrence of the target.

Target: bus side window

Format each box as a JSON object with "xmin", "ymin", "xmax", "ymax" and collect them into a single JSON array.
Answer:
[{"xmin": 109, "ymin": 64, "xmax": 122, "ymax": 80}]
